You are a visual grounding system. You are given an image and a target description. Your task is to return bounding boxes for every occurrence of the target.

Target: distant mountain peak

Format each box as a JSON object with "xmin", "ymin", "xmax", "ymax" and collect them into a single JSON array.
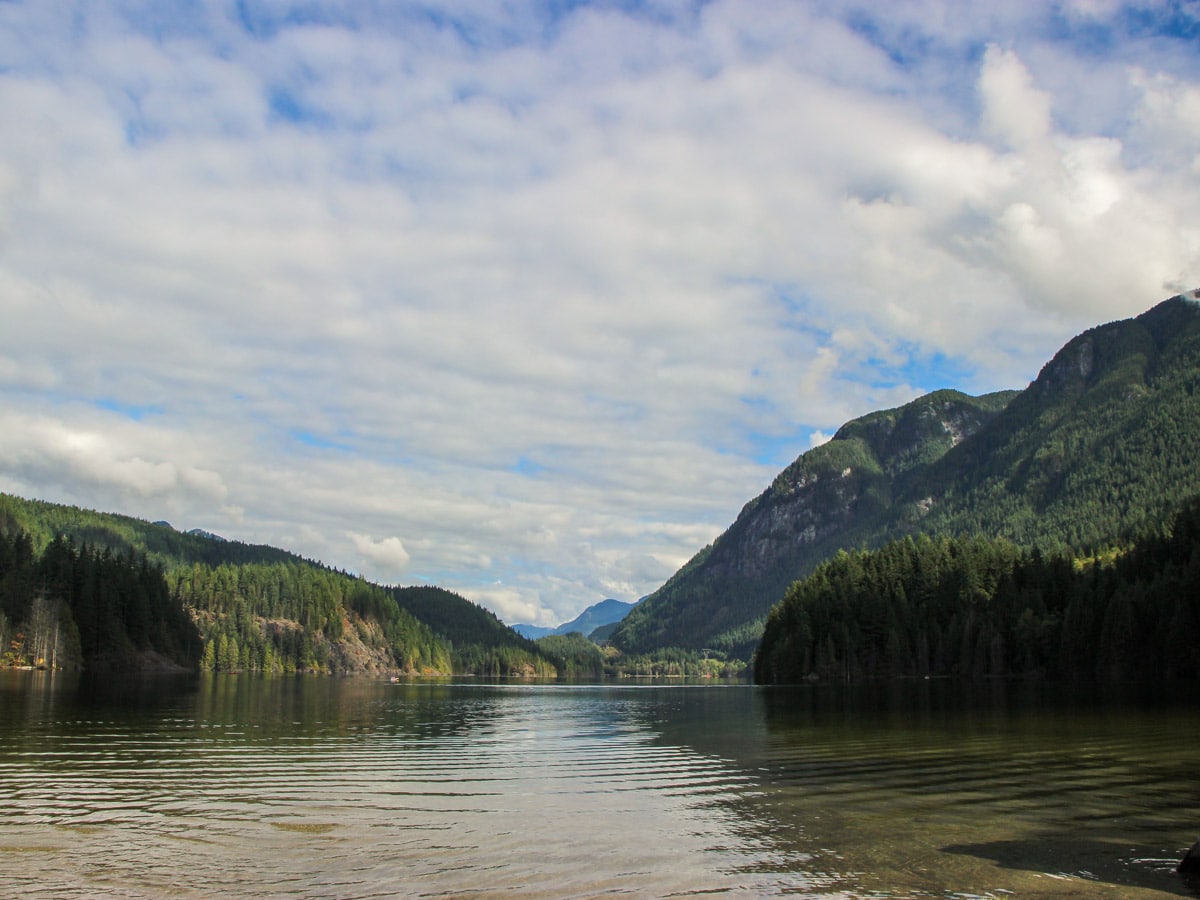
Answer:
[
  {"xmin": 512, "ymin": 597, "xmax": 639, "ymax": 641},
  {"xmin": 187, "ymin": 528, "xmax": 227, "ymax": 542}
]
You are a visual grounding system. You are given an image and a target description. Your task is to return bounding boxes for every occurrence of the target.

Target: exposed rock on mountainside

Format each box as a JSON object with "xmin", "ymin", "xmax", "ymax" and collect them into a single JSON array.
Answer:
[{"xmin": 612, "ymin": 390, "xmax": 1016, "ymax": 658}]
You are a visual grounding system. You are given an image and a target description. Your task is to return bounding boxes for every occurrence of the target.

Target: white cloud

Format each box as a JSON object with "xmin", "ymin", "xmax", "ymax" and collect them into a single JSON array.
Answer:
[
  {"xmin": 349, "ymin": 533, "xmax": 411, "ymax": 582},
  {"xmin": 0, "ymin": 410, "xmax": 228, "ymax": 514},
  {"xmin": 0, "ymin": 1, "xmax": 1198, "ymax": 625},
  {"xmin": 980, "ymin": 45, "xmax": 1053, "ymax": 149}
]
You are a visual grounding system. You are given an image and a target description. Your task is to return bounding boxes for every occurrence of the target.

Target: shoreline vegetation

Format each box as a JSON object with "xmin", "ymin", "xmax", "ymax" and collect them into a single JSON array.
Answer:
[{"xmin": 3, "ymin": 489, "xmax": 1200, "ymax": 683}]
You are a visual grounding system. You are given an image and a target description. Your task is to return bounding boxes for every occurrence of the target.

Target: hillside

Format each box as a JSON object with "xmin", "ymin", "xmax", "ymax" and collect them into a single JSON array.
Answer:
[
  {"xmin": 612, "ymin": 291, "xmax": 1200, "ymax": 661},
  {"xmin": 755, "ymin": 496, "xmax": 1200, "ymax": 683},
  {"xmin": 0, "ymin": 494, "xmax": 555, "ymax": 676}
]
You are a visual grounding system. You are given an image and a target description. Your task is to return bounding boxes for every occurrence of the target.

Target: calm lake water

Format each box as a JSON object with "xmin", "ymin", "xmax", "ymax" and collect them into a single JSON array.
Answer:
[{"xmin": 2, "ymin": 672, "xmax": 1199, "ymax": 898}]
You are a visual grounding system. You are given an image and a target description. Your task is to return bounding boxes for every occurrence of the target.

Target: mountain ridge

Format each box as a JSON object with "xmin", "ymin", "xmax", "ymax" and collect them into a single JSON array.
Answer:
[{"xmin": 611, "ymin": 291, "xmax": 1200, "ymax": 661}]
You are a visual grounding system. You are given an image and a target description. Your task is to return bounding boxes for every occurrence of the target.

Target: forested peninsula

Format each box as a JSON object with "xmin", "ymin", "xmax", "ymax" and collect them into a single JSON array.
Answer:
[{"xmin": 0, "ymin": 495, "xmax": 553, "ymax": 676}]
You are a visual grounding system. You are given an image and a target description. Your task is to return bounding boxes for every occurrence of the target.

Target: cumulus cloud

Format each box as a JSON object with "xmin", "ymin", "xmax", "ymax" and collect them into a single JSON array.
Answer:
[
  {"xmin": 0, "ymin": 1, "xmax": 1198, "ymax": 625},
  {"xmin": 349, "ymin": 533, "xmax": 411, "ymax": 582},
  {"xmin": 981, "ymin": 45, "xmax": 1053, "ymax": 149}
]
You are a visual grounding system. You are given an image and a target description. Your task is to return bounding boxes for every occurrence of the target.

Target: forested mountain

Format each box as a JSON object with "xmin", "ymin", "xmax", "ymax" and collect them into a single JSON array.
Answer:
[
  {"xmin": 755, "ymin": 495, "xmax": 1200, "ymax": 683},
  {"xmin": 0, "ymin": 494, "xmax": 555, "ymax": 676},
  {"xmin": 613, "ymin": 291, "xmax": 1200, "ymax": 661},
  {"xmin": 610, "ymin": 389, "xmax": 1018, "ymax": 659}
]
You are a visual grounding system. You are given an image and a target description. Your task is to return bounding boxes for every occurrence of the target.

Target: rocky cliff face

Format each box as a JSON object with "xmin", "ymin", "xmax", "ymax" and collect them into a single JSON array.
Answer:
[
  {"xmin": 612, "ymin": 390, "xmax": 1016, "ymax": 657},
  {"xmin": 723, "ymin": 391, "xmax": 1014, "ymax": 580}
]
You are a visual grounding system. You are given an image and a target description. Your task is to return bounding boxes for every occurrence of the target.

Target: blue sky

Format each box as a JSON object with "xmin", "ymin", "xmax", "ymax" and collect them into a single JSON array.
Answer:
[{"xmin": 1, "ymin": 0, "xmax": 1198, "ymax": 626}]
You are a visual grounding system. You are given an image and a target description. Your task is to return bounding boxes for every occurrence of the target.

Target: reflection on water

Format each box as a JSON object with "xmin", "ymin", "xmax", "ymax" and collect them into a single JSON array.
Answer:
[
  {"xmin": 1, "ymin": 672, "xmax": 1198, "ymax": 898},
  {"xmin": 756, "ymin": 680, "xmax": 1200, "ymax": 898}
]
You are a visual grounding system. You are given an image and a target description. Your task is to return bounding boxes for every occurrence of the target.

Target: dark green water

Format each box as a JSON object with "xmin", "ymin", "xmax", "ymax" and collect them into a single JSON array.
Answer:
[{"xmin": 2, "ymin": 672, "xmax": 1198, "ymax": 898}]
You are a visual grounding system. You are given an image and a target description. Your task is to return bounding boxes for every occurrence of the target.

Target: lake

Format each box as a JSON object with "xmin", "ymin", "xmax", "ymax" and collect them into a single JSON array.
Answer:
[{"xmin": 2, "ymin": 672, "xmax": 1198, "ymax": 898}]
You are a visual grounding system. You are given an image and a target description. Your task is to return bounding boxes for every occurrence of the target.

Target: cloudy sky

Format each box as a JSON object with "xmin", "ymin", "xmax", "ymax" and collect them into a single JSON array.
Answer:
[{"xmin": 1, "ymin": 1, "xmax": 1198, "ymax": 626}]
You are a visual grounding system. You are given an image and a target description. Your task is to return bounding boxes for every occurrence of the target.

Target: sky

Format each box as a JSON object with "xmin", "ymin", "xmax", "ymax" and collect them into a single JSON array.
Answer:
[{"xmin": 1, "ymin": 0, "xmax": 1199, "ymax": 627}]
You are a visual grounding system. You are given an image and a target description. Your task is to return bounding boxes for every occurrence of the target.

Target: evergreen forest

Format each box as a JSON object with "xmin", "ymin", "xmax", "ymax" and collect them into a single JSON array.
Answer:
[
  {"xmin": 754, "ymin": 495, "xmax": 1200, "ymax": 684},
  {"xmin": 0, "ymin": 530, "xmax": 200, "ymax": 672}
]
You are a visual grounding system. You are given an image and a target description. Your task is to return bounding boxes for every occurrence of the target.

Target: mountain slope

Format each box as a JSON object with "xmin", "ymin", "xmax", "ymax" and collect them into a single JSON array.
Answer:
[
  {"xmin": 611, "ymin": 389, "xmax": 1016, "ymax": 658},
  {"xmin": 916, "ymin": 292, "xmax": 1200, "ymax": 547},
  {"xmin": 612, "ymin": 291, "xmax": 1200, "ymax": 661},
  {"xmin": 0, "ymin": 494, "xmax": 556, "ymax": 676}
]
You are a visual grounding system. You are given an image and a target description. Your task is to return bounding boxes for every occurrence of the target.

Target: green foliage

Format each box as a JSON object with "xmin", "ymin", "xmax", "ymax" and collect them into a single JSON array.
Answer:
[
  {"xmin": 536, "ymin": 632, "xmax": 605, "ymax": 679},
  {"xmin": 755, "ymin": 496, "xmax": 1200, "ymax": 683},
  {"xmin": 603, "ymin": 646, "xmax": 747, "ymax": 679},
  {"xmin": 0, "ymin": 527, "xmax": 200, "ymax": 671},
  {"xmin": 175, "ymin": 563, "xmax": 453, "ymax": 675},
  {"xmin": 0, "ymin": 494, "xmax": 299, "ymax": 570},
  {"xmin": 392, "ymin": 586, "xmax": 557, "ymax": 676}
]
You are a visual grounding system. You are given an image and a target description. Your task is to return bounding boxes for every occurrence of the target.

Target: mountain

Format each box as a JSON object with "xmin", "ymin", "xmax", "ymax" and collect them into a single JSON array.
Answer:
[
  {"xmin": 186, "ymin": 528, "xmax": 228, "ymax": 542},
  {"xmin": 612, "ymin": 291, "xmax": 1200, "ymax": 661},
  {"xmin": 512, "ymin": 598, "xmax": 639, "ymax": 641},
  {"xmin": 512, "ymin": 623, "xmax": 555, "ymax": 640},
  {"xmin": 0, "ymin": 494, "xmax": 555, "ymax": 677},
  {"xmin": 610, "ymin": 389, "xmax": 1017, "ymax": 659}
]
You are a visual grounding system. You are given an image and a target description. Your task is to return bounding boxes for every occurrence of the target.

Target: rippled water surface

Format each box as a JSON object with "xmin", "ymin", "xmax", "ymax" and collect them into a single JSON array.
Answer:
[{"xmin": 2, "ymin": 673, "xmax": 1199, "ymax": 898}]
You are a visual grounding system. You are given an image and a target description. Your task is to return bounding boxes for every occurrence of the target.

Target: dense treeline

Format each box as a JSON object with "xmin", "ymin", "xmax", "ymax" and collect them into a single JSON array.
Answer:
[
  {"xmin": 536, "ymin": 632, "xmax": 606, "ymax": 679},
  {"xmin": 606, "ymin": 647, "xmax": 747, "ymax": 679},
  {"xmin": 392, "ymin": 586, "xmax": 556, "ymax": 677},
  {"xmin": 754, "ymin": 496, "xmax": 1200, "ymax": 684},
  {"xmin": 0, "ymin": 530, "xmax": 201, "ymax": 671},
  {"xmin": 0, "ymin": 493, "xmax": 301, "ymax": 570}
]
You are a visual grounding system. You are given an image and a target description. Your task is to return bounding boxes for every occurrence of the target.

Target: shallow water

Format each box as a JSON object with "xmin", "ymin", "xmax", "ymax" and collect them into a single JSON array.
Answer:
[{"xmin": 1, "ymin": 672, "xmax": 1198, "ymax": 898}]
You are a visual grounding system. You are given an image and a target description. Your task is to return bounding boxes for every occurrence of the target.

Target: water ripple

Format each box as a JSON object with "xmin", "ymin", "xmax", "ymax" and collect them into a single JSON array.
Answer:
[{"xmin": 1, "ymin": 679, "xmax": 837, "ymax": 898}]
